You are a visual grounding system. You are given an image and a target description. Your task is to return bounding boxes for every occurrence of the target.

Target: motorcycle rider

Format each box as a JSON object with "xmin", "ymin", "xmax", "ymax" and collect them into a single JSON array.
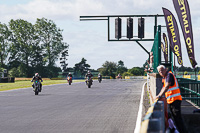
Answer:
[
  {"xmin": 31, "ymin": 73, "xmax": 43, "ymax": 92},
  {"xmin": 85, "ymin": 70, "xmax": 93, "ymax": 85},
  {"xmin": 67, "ymin": 72, "xmax": 73, "ymax": 82},
  {"xmin": 98, "ymin": 73, "xmax": 102, "ymax": 77},
  {"xmin": 98, "ymin": 73, "xmax": 102, "ymax": 81},
  {"xmin": 117, "ymin": 73, "xmax": 122, "ymax": 79},
  {"xmin": 67, "ymin": 72, "xmax": 73, "ymax": 78}
]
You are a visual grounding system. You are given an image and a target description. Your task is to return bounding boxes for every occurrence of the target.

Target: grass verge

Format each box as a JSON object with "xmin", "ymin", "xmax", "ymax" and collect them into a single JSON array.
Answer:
[{"xmin": 0, "ymin": 80, "xmax": 85, "ymax": 91}]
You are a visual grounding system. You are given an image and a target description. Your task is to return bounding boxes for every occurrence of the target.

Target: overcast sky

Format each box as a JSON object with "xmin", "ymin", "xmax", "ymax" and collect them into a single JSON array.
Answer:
[{"xmin": 0, "ymin": 0, "xmax": 200, "ymax": 69}]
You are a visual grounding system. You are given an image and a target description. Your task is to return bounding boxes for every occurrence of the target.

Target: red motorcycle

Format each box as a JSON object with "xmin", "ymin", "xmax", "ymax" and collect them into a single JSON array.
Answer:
[
  {"xmin": 116, "ymin": 74, "xmax": 122, "ymax": 79},
  {"xmin": 67, "ymin": 77, "xmax": 72, "ymax": 85}
]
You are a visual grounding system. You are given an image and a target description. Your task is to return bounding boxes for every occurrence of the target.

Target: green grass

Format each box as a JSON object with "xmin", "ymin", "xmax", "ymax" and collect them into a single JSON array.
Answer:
[{"xmin": 0, "ymin": 80, "xmax": 85, "ymax": 91}]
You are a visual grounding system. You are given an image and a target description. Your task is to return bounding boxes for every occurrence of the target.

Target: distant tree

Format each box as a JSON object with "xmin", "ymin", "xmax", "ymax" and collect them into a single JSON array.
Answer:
[
  {"xmin": 116, "ymin": 60, "xmax": 128, "ymax": 75},
  {"xmin": 0, "ymin": 23, "xmax": 11, "ymax": 67},
  {"xmin": 35, "ymin": 18, "xmax": 68, "ymax": 67},
  {"xmin": 9, "ymin": 67, "xmax": 20, "ymax": 77},
  {"xmin": 128, "ymin": 67, "xmax": 144, "ymax": 76},
  {"xmin": 30, "ymin": 24, "xmax": 44, "ymax": 71},
  {"xmin": 0, "ymin": 18, "xmax": 68, "ymax": 78},
  {"xmin": 178, "ymin": 66, "xmax": 193, "ymax": 72},
  {"xmin": 100, "ymin": 61, "xmax": 117, "ymax": 79},
  {"xmin": 34, "ymin": 18, "xmax": 68, "ymax": 77},
  {"xmin": 118, "ymin": 60, "xmax": 124, "ymax": 67},
  {"xmin": 74, "ymin": 58, "xmax": 90, "ymax": 77},
  {"xmin": 122, "ymin": 72, "xmax": 133, "ymax": 78},
  {"xmin": 66, "ymin": 67, "xmax": 74, "ymax": 72},
  {"xmin": 97, "ymin": 67, "xmax": 105, "ymax": 77},
  {"xmin": 0, "ymin": 67, "xmax": 4, "ymax": 73},
  {"xmin": 8, "ymin": 19, "xmax": 37, "ymax": 77},
  {"xmin": 59, "ymin": 48, "xmax": 69, "ymax": 72}
]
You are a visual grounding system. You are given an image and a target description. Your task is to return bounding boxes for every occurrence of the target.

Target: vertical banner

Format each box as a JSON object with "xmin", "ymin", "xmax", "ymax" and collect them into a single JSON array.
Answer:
[
  {"xmin": 161, "ymin": 42, "xmax": 168, "ymax": 63},
  {"xmin": 162, "ymin": 7, "xmax": 183, "ymax": 65},
  {"xmin": 161, "ymin": 42, "xmax": 165, "ymax": 53},
  {"xmin": 163, "ymin": 33, "xmax": 168, "ymax": 63},
  {"xmin": 172, "ymin": 0, "xmax": 197, "ymax": 68}
]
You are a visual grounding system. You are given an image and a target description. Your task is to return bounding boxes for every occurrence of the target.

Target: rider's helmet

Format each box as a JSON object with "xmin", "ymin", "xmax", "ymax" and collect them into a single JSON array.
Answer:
[
  {"xmin": 69, "ymin": 72, "xmax": 71, "ymax": 75},
  {"xmin": 35, "ymin": 73, "xmax": 39, "ymax": 77},
  {"xmin": 88, "ymin": 70, "xmax": 90, "ymax": 73}
]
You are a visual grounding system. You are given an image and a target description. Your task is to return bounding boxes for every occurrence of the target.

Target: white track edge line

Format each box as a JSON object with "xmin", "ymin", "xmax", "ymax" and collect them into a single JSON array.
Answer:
[{"xmin": 134, "ymin": 81, "xmax": 146, "ymax": 133}]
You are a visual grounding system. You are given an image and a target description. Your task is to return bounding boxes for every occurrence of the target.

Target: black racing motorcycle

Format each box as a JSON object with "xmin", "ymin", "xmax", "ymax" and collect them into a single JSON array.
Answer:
[
  {"xmin": 33, "ymin": 80, "xmax": 41, "ymax": 95},
  {"xmin": 98, "ymin": 75, "xmax": 102, "ymax": 83},
  {"xmin": 86, "ymin": 77, "xmax": 92, "ymax": 88}
]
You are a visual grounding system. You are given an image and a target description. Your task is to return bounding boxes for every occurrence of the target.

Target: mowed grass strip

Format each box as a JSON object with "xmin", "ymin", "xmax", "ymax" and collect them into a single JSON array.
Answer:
[{"xmin": 0, "ymin": 80, "xmax": 85, "ymax": 91}]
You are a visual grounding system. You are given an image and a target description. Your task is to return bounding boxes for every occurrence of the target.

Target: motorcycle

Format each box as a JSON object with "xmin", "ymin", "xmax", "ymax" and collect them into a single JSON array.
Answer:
[
  {"xmin": 98, "ymin": 75, "xmax": 102, "ymax": 83},
  {"xmin": 33, "ymin": 80, "xmax": 41, "ymax": 95},
  {"xmin": 67, "ymin": 77, "xmax": 72, "ymax": 85},
  {"xmin": 117, "ymin": 75, "xmax": 122, "ymax": 79},
  {"xmin": 86, "ymin": 77, "xmax": 92, "ymax": 88}
]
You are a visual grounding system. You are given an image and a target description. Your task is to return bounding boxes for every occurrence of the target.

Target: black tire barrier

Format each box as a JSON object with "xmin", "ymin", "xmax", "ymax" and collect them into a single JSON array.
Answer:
[{"xmin": 0, "ymin": 77, "xmax": 15, "ymax": 83}]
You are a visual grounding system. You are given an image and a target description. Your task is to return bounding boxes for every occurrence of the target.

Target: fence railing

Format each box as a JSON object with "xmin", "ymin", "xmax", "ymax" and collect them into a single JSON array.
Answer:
[
  {"xmin": 177, "ymin": 78, "xmax": 200, "ymax": 108},
  {"xmin": 176, "ymin": 74, "xmax": 200, "ymax": 80},
  {"xmin": 140, "ymin": 100, "xmax": 165, "ymax": 133},
  {"xmin": 140, "ymin": 76, "xmax": 200, "ymax": 132},
  {"xmin": 125, "ymin": 76, "xmax": 145, "ymax": 79}
]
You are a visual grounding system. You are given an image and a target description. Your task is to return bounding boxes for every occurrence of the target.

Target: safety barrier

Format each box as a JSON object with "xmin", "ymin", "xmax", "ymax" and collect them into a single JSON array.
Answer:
[
  {"xmin": 176, "ymin": 75, "xmax": 200, "ymax": 80},
  {"xmin": 93, "ymin": 76, "xmax": 111, "ymax": 79},
  {"xmin": 125, "ymin": 76, "xmax": 146, "ymax": 79},
  {"xmin": 140, "ymin": 75, "xmax": 200, "ymax": 133},
  {"xmin": 177, "ymin": 78, "xmax": 200, "ymax": 108},
  {"xmin": 0, "ymin": 77, "xmax": 15, "ymax": 83},
  {"xmin": 140, "ymin": 100, "xmax": 165, "ymax": 133}
]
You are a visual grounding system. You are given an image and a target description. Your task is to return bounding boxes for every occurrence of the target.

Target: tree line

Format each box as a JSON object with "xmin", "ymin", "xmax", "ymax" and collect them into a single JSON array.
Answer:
[
  {"xmin": 1, "ymin": 17, "xmax": 197, "ymax": 79},
  {"xmin": 67, "ymin": 58, "xmax": 146, "ymax": 79},
  {"xmin": 97, "ymin": 60, "xmax": 145, "ymax": 78},
  {"xmin": 70, "ymin": 60, "xmax": 200, "ymax": 78},
  {"xmin": 0, "ymin": 18, "xmax": 68, "ymax": 78},
  {"xmin": 174, "ymin": 66, "xmax": 200, "ymax": 75}
]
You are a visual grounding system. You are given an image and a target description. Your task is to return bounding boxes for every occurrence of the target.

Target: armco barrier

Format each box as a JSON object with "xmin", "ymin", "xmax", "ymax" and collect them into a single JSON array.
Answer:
[
  {"xmin": 92, "ymin": 76, "xmax": 111, "ymax": 79},
  {"xmin": 15, "ymin": 78, "xmax": 51, "ymax": 81},
  {"xmin": 125, "ymin": 76, "xmax": 145, "ymax": 79},
  {"xmin": 0, "ymin": 77, "xmax": 15, "ymax": 83},
  {"xmin": 140, "ymin": 100, "xmax": 165, "ymax": 133}
]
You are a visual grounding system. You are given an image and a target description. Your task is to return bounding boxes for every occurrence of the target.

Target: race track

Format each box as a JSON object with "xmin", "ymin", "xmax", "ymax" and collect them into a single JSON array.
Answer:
[{"xmin": 0, "ymin": 79, "xmax": 145, "ymax": 133}]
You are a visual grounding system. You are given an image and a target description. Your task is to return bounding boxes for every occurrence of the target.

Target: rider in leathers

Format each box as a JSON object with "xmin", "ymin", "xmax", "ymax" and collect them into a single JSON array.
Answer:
[
  {"xmin": 98, "ymin": 73, "xmax": 102, "ymax": 80},
  {"xmin": 85, "ymin": 70, "xmax": 93, "ymax": 85},
  {"xmin": 67, "ymin": 72, "xmax": 73, "ymax": 78},
  {"xmin": 31, "ymin": 73, "xmax": 43, "ymax": 92},
  {"xmin": 67, "ymin": 72, "xmax": 73, "ymax": 82}
]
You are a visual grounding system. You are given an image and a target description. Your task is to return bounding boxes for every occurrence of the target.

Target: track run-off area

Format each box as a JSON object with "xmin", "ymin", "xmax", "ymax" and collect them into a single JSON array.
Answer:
[{"xmin": 0, "ymin": 79, "xmax": 146, "ymax": 133}]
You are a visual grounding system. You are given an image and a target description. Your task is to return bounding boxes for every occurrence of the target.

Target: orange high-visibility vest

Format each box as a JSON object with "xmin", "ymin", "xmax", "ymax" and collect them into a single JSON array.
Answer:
[{"xmin": 164, "ymin": 71, "xmax": 182, "ymax": 104}]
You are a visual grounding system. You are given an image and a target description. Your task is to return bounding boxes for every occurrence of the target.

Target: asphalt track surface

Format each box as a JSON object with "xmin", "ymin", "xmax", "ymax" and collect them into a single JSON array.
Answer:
[{"xmin": 0, "ymin": 79, "xmax": 145, "ymax": 133}]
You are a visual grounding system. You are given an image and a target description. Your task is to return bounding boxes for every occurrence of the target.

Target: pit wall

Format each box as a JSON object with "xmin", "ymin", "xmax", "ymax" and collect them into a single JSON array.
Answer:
[
  {"xmin": 147, "ymin": 73, "xmax": 162, "ymax": 104},
  {"xmin": 147, "ymin": 73, "xmax": 200, "ymax": 133},
  {"xmin": 125, "ymin": 76, "xmax": 146, "ymax": 79}
]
